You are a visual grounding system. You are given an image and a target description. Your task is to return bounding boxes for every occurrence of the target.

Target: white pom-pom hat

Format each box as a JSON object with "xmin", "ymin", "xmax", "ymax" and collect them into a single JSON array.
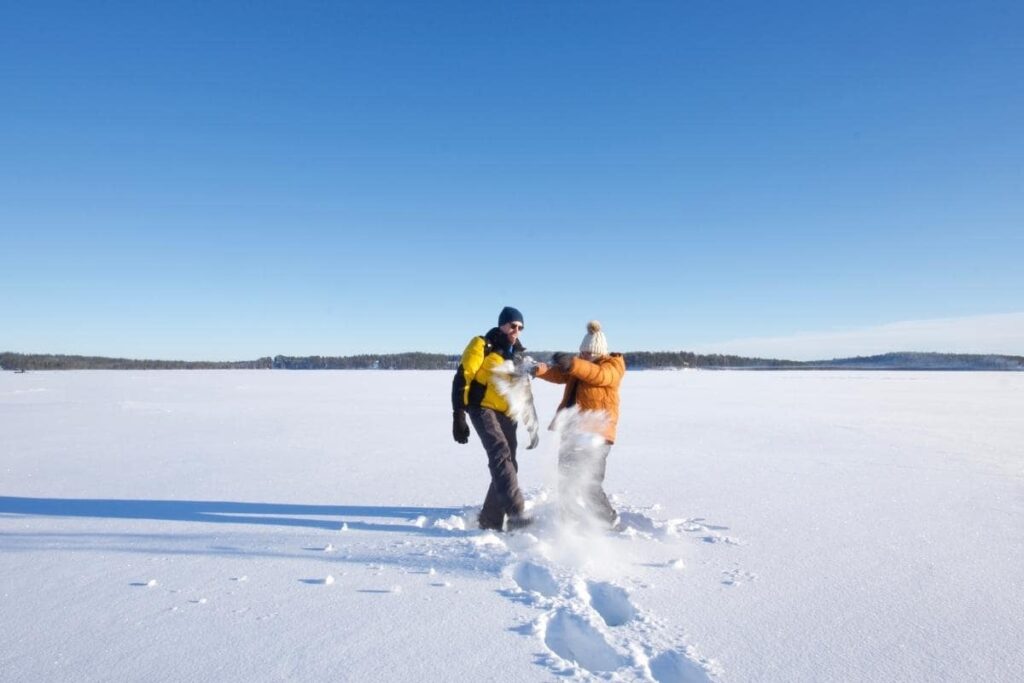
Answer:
[{"xmin": 579, "ymin": 320, "xmax": 608, "ymax": 357}]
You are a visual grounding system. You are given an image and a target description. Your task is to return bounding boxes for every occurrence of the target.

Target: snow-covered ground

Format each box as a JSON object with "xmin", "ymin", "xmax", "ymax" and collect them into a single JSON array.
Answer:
[{"xmin": 1, "ymin": 370, "xmax": 1022, "ymax": 682}]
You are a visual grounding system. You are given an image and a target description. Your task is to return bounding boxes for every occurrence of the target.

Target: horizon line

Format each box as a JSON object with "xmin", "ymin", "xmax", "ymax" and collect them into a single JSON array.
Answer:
[{"xmin": 4, "ymin": 348, "xmax": 1022, "ymax": 366}]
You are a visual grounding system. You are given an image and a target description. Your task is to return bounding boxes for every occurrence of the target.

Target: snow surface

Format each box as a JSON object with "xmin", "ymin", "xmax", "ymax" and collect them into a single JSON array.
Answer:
[{"xmin": 1, "ymin": 370, "xmax": 1022, "ymax": 682}]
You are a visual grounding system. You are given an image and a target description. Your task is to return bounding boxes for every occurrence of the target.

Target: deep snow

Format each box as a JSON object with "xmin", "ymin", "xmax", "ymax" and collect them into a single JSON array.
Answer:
[{"xmin": 1, "ymin": 370, "xmax": 1022, "ymax": 682}]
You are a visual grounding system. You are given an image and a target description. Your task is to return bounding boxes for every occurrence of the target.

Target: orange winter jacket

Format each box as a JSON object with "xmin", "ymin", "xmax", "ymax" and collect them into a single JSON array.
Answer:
[{"xmin": 536, "ymin": 353, "xmax": 626, "ymax": 443}]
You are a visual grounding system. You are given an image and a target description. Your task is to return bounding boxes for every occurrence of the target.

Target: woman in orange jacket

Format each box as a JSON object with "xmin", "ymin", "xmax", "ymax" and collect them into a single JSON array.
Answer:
[{"xmin": 535, "ymin": 320, "xmax": 626, "ymax": 527}]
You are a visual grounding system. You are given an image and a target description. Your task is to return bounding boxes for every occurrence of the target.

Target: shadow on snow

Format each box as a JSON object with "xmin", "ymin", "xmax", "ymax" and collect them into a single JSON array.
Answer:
[{"xmin": 0, "ymin": 496, "xmax": 462, "ymax": 534}]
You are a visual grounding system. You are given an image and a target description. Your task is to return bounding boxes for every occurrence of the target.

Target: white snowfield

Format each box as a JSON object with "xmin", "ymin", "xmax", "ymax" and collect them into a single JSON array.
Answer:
[{"xmin": 1, "ymin": 370, "xmax": 1021, "ymax": 682}]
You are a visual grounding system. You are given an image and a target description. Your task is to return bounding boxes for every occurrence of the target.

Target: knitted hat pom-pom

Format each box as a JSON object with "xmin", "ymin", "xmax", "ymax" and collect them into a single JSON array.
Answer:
[{"xmin": 587, "ymin": 320, "xmax": 602, "ymax": 334}]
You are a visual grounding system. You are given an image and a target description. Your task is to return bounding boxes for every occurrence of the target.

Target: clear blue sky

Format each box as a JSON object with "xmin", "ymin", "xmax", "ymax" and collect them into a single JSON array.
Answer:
[{"xmin": 3, "ymin": 1, "xmax": 1022, "ymax": 360}]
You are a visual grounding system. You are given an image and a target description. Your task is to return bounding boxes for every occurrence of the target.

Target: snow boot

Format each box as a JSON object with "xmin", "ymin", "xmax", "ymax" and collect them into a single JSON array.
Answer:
[{"xmin": 505, "ymin": 515, "xmax": 534, "ymax": 531}]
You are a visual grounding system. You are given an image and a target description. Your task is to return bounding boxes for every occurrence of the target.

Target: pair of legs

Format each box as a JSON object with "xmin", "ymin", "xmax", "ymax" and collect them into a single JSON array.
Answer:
[
  {"xmin": 558, "ymin": 440, "xmax": 616, "ymax": 526},
  {"xmin": 468, "ymin": 407, "xmax": 525, "ymax": 530}
]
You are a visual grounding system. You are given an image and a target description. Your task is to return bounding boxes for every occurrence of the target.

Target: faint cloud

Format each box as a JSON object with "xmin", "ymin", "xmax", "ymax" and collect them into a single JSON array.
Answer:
[{"xmin": 695, "ymin": 312, "xmax": 1024, "ymax": 361}]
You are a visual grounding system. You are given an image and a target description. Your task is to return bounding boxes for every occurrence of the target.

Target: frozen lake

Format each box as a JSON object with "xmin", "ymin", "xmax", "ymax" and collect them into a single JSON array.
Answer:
[{"xmin": 2, "ymin": 370, "xmax": 1022, "ymax": 682}]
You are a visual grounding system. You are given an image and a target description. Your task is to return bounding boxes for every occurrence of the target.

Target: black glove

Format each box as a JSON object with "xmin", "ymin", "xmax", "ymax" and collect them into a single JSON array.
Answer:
[
  {"xmin": 552, "ymin": 352, "xmax": 574, "ymax": 372},
  {"xmin": 452, "ymin": 409, "xmax": 470, "ymax": 444}
]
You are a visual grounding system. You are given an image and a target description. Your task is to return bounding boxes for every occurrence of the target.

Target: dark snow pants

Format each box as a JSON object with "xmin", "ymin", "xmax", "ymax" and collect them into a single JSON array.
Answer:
[{"xmin": 468, "ymin": 407, "xmax": 524, "ymax": 529}]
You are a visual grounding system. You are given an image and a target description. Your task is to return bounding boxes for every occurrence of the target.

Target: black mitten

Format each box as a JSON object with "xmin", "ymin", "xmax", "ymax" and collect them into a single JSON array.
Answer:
[
  {"xmin": 452, "ymin": 410, "xmax": 470, "ymax": 444},
  {"xmin": 552, "ymin": 352, "xmax": 574, "ymax": 372}
]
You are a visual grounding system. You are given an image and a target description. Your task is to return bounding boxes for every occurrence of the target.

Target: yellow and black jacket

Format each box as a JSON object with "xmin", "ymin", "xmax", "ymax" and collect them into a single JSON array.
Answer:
[{"xmin": 451, "ymin": 328, "xmax": 524, "ymax": 416}]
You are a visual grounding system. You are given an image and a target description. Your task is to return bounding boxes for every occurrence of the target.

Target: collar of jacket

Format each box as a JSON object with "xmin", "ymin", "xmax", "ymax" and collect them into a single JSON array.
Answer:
[{"xmin": 484, "ymin": 327, "xmax": 524, "ymax": 359}]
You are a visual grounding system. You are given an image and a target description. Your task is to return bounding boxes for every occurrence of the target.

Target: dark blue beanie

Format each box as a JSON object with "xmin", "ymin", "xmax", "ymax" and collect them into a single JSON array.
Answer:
[{"xmin": 498, "ymin": 306, "xmax": 524, "ymax": 327}]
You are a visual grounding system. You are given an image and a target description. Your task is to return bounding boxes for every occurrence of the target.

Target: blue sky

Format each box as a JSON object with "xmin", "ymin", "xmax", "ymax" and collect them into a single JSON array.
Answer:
[{"xmin": 3, "ymin": 1, "xmax": 1022, "ymax": 360}]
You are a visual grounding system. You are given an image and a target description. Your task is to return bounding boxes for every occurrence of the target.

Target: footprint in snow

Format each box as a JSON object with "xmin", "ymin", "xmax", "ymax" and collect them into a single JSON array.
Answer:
[
  {"xmin": 542, "ymin": 607, "xmax": 626, "ymax": 674},
  {"xmin": 586, "ymin": 580, "xmax": 636, "ymax": 627},
  {"xmin": 649, "ymin": 648, "xmax": 715, "ymax": 683},
  {"xmin": 460, "ymin": 498, "xmax": 718, "ymax": 681},
  {"xmin": 512, "ymin": 561, "xmax": 560, "ymax": 599}
]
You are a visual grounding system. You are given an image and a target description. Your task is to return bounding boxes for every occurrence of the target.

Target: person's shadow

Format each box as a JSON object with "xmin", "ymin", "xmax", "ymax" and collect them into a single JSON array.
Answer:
[{"xmin": 0, "ymin": 496, "xmax": 464, "ymax": 535}]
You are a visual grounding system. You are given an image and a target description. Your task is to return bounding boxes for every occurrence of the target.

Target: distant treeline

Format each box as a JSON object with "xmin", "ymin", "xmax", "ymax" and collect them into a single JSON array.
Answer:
[
  {"xmin": 2, "ymin": 350, "xmax": 1021, "ymax": 371},
  {"xmin": 0, "ymin": 352, "xmax": 449, "ymax": 371},
  {"xmin": 271, "ymin": 353, "xmax": 453, "ymax": 370},
  {"xmin": 271, "ymin": 351, "xmax": 803, "ymax": 370},
  {"xmin": 622, "ymin": 351, "xmax": 803, "ymax": 369},
  {"xmin": 0, "ymin": 352, "xmax": 274, "ymax": 370},
  {"xmin": 800, "ymin": 352, "xmax": 1024, "ymax": 371},
  {"xmin": 0, "ymin": 350, "xmax": 808, "ymax": 371}
]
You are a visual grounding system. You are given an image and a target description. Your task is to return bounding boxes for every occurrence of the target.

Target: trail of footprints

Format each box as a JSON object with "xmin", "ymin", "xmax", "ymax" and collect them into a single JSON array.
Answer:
[{"xmin": 509, "ymin": 559, "xmax": 715, "ymax": 681}]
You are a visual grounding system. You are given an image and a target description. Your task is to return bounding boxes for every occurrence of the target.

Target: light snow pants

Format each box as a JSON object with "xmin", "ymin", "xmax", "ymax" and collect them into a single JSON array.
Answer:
[{"xmin": 559, "ymin": 441, "xmax": 615, "ymax": 525}]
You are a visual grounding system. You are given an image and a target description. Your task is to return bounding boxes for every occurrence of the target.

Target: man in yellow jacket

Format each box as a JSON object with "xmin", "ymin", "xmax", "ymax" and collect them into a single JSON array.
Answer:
[
  {"xmin": 452, "ymin": 306, "xmax": 532, "ymax": 531},
  {"xmin": 534, "ymin": 320, "xmax": 625, "ymax": 527}
]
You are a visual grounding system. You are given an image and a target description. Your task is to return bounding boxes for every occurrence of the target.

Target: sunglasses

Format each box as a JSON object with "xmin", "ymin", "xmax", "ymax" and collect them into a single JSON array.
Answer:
[{"xmin": 508, "ymin": 323, "xmax": 524, "ymax": 331}]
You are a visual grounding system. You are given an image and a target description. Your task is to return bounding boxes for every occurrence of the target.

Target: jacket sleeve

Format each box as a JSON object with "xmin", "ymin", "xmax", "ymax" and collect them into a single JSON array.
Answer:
[
  {"xmin": 534, "ymin": 363, "xmax": 569, "ymax": 385},
  {"xmin": 567, "ymin": 356, "xmax": 624, "ymax": 387},
  {"xmin": 451, "ymin": 337, "xmax": 486, "ymax": 410}
]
